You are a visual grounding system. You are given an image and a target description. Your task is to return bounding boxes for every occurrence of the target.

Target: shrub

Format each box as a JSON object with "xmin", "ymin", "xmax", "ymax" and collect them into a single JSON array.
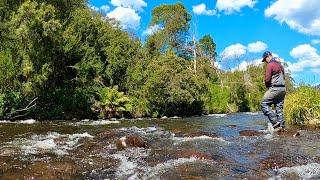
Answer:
[
  {"xmin": 92, "ymin": 86, "xmax": 132, "ymax": 119},
  {"xmin": 0, "ymin": 91, "xmax": 23, "ymax": 119},
  {"xmin": 204, "ymin": 83, "xmax": 231, "ymax": 113},
  {"xmin": 284, "ymin": 86, "xmax": 320, "ymax": 127}
]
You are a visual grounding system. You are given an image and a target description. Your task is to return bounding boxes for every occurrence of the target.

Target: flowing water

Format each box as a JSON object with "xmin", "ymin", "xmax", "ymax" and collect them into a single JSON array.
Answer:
[{"xmin": 0, "ymin": 113, "xmax": 319, "ymax": 179}]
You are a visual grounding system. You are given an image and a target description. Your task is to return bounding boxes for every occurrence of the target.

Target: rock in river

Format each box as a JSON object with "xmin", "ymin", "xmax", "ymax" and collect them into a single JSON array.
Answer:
[{"xmin": 116, "ymin": 135, "xmax": 147, "ymax": 150}]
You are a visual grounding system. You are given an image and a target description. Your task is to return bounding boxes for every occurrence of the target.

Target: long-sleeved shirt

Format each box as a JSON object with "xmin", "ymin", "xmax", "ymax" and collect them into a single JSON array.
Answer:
[{"xmin": 264, "ymin": 58, "xmax": 285, "ymax": 88}]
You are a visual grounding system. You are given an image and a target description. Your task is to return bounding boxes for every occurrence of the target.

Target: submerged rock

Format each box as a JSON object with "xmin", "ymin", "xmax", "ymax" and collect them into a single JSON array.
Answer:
[
  {"xmin": 228, "ymin": 125, "xmax": 237, "ymax": 128},
  {"xmin": 0, "ymin": 161, "xmax": 77, "ymax": 179},
  {"xmin": 276, "ymin": 129, "xmax": 301, "ymax": 137},
  {"xmin": 97, "ymin": 131, "xmax": 117, "ymax": 139},
  {"xmin": 239, "ymin": 130, "xmax": 263, "ymax": 137},
  {"xmin": 116, "ymin": 135, "xmax": 147, "ymax": 150},
  {"xmin": 179, "ymin": 149, "xmax": 213, "ymax": 160},
  {"xmin": 174, "ymin": 130, "xmax": 218, "ymax": 138},
  {"xmin": 259, "ymin": 154, "xmax": 296, "ymax": 170}
]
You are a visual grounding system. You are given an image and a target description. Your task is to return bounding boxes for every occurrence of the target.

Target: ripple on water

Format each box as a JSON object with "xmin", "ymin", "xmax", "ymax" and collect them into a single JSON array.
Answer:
[
  {"xmin": 244, "ymin": 112, "xmax": 263, "ymax": 115},
  {"xmin": 272, "ymin": 163, "xmax": 320, "ymax": 179},
  {"xmin": 119, "ymin": 126, "xmax": 174, "ymax": 138},
  {"xmin": 0, "ymin": 119, "xmax": 36, "ymax": 124},
  {"xmin": 172, "ymin": 135, "xmax": 229, "ymax": 145},
  {"xmin": 1, "ymin": 132, "xmax": 94, "ymax": 156},
  {"xmin": 111, "ymin": 151, "xmax": 206, "ymax": 180},
  {"xmin": 109, "ymin": 148, "xmax": 150, "ymax": 179},
  {"xmin": 75, "ymin": 119, "xmax": 120, "ymax": 126},
  {"xmin": 207, "ymin": 114, "xmax": 227, "ymax": 118},
  {"xmin": 144, "ymin": 157, "xmax": 201, "ymax": 179}
]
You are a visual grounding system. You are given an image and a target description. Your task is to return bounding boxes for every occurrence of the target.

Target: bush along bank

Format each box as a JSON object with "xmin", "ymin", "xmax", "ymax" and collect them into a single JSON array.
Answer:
[{"xmin": 284, "ymin": 86, "xmax": 320, "ymax": 128}]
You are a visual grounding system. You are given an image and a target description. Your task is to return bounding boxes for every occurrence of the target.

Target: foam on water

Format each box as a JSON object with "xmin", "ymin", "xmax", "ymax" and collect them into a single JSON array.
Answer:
[
  {"xmin": 144, "ymin": 157, "xmax": 200, "ymax": 179},
  {"xmin": 172, "ymin": 135, "xmax": 229, "ymax": 144},
  {"xmin": 272, "ymin": 163, "xmax": 320, "ymax": 179},
  {"xmin": 75, "ymin": 120, "xmax": 120, "ymax": 125},
  {"xmin": 19, "ymin": 119, "xmax": 36, "ymax": 124},
  {"xmin": 2, "ymin": 132, "xmax": 93, "ymax": 156},
  {"xmin": 110, "ymin": 148, "xmax": 150, "ymax": 179},
  {"xmin": 262, "ymin": 123, "xmax": 276, "ymax": 140},
  {"xmin": 244, "ymin": 112, "xmax": 262, "ymax": 115},
  {"xmin": 109, "ymin": 147, "xmax": 203, "ymax": 180},
  {"xmin": 207, "ymin": 114, "xmax": 227, "ymax": 117},
  {"xmin": 0, "ymin": 119, "xmax": 36, "ymax": 124},
  {"xmin": 119, "ymin": 126, "xmax": 173, "ymax": 138},
  {"xmin": 112, "ymin": 153, "xmax": 139, "ymax": 177}
]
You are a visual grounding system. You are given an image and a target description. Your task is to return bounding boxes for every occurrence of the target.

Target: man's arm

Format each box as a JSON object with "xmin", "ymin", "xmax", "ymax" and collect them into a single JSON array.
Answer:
[{"xmin": 264, "ymin": 63, "xmax": 273, "ymax": 88}]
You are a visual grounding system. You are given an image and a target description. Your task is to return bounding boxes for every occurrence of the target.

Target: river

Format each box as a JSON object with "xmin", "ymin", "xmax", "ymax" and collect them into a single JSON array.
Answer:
[{"xmin": 0, "ymin": 112, "xmax": 319, "ymax": 179}]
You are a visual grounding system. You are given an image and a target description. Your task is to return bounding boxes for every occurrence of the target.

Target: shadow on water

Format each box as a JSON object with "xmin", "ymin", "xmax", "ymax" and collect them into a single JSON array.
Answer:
[{"xmin": 0, "ymin": 112, "xmax": 320, "ymax": 179}]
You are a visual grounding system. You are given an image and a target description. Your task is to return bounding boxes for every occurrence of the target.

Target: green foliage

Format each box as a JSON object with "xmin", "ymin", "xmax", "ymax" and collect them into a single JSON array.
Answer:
[
  {"xmin": 199, "ymin": 35, "xmax": 217, "ymax": 61},
  {"xmin": 217, "ymin": 64, "xmax": 267, "ymax": 112},
  {"xmin": 8, "ymin": 0, "xmax": 62, "ymax": 95},
  {"xmin": 31, "ymin": 87, "xmax": 93, "ymax": 120},
  {"xmin": 0, "ymin": 0, "xmax": 140, "ymax": 119},
  {"xmin": 284, "ymin": 86, "xmax": 320, "ymax": 127},
  {"xmin": 93, "ymin": 86, "xmax": 132, "ymax": 119},
  {"xmin": 0, "ymin": 50, "xmax": 20, "ymax": 90},
  {"xmin": 0, "ymin": 91, "xmax": 22, "ymax": 118},
  {"xmin": 204, "ymin": 84, "xmax": 231, "ymax": 113},
  {"xmin": 129, "ymin": 52, "xmax": 204, "ymax": 117},
  {"xmin": 64, "ymin": 8, "xmax": 140, "ymax": 90},
  {"xmin": 147, "ymin": 3, "xmax": 191, "ymax": 55},
  {"xmin": 0, "ymin": 1, "xmax": 297, "ymax": 120}
]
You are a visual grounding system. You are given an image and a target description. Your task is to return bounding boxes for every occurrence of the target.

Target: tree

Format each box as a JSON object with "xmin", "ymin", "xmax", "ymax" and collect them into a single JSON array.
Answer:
[
  {"xmin": 7, "ymin": 1, "xmax": 62, "ymax": 95},
  {"xmin": 130, "ymin": 51, "xmax": 204, "ymax": 117},
  {"xmin": 0, "ymin": 50, "xmax": 20, "ymax": 91},
  {"xmin": 199, "ymin": 35, "xmax": 217, "ymax": 63},
  {"xmin": 64, "ymin": 8, "xmax": 141, "ymax": 91},
  {"xmin": 146, "ymin": 3, "xmax": 191, "ymax": 55}
]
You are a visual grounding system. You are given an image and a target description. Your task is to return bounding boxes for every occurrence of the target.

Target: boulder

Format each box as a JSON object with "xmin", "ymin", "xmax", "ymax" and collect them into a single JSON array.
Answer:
[{"xmin": 116, "ymin": 135, "xmax": 146, "ymax": 150}]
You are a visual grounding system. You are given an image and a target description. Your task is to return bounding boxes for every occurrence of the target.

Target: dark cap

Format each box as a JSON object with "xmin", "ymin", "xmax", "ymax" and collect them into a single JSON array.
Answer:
[{"xmin": 262, "ymin": 51, "xmax": 272, "ymax": 62}]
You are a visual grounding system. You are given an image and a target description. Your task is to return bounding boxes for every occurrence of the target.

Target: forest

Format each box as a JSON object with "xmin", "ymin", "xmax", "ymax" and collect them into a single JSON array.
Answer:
[{"xmin": 1, "ymin": 0, "xmax": 318, "ymax": 127}]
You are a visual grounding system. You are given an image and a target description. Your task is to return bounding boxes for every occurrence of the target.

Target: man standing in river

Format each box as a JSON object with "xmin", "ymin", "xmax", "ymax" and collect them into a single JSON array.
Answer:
[{"xmin": 261, "ymin": 51, "xmax": 286, "ymax": 129}]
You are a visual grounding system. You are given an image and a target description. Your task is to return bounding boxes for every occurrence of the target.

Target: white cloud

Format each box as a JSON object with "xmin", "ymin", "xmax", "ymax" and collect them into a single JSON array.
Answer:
[
  {"xmin": 221, "ymin": 43, "xmax": 247, "ymax": 60},
  {"xmin": 89, "ymin": 5, "xmax": 100, "ymax": 12},
  {"xmin": 192, "ymin": 3, "xmax": 216, "ymax": 16},
  {"xmin": 100, "ymin": 5, "xmax": 110, "ymax": 13},
  {"xmin": 142, "ymin": 24, "xmax": 163, "ymax": 36},
  {"xmin": 231, "ymin": 58, "xmax": 263, "ymax": 71},
  {"xmin": 247, "ymin": 41, "xmax": 268, "ymax": 53},
  {"xmin": 107, "ymin": 7, "xmax": 141, "ymax": 29},
  {"xmin": 235, "ymin": 60, "xmax": 251, "ymax": 71},
  {"xmin": 220, "ymin": 41, "xmax": 268, "ymax": 60},
  {"xmin": 287, "ymin": 44, "xmax": 320, "ymax": 72},
  {"xmin": 290, "ymin": 44, "xmax": 318, "ymax": 59},
  {"xmin": 111, "ymin": 0, "xmax": 147, "ymax": 11},
  {"xmin": 265, "ymin": 0, "xmax": 320, "ymax": 36},
  {"xmin": 216, "ymin": 0, "xmax": 257, "ymax": 15},
  {"xmin": 214, "ymin": 61, "xmax": 222, "ymax": 69},
  {"xmin": 231, "ymin": 53, "xmax": 286, "ymax": 72},
  {"xmin": 89, "ymin": 5, "xmax": 110, "ymax": 14},
  {"xmin": 312, "ymin": 39, "xmax": 320, "ymax": 45}
]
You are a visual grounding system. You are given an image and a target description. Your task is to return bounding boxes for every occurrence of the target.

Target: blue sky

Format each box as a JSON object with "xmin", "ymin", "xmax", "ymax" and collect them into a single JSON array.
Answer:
[{"xmin": 89, "ymin": 0, "xmax": 320, "ymax": 85}]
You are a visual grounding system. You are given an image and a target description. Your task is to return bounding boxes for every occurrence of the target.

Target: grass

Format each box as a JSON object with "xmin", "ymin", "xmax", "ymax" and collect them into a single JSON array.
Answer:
[{"xmin": 284, "ymin": 86, "xmax": 320, "ymax": 127}]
